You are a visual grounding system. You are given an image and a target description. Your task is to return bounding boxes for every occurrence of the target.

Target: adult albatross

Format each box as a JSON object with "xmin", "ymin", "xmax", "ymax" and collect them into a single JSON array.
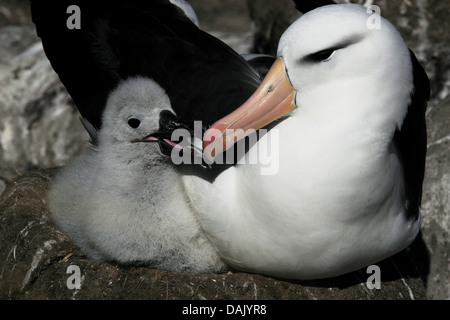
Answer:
[{"xmin": 188, "ymin": 4, "xmax": 429, "ymax": 280}]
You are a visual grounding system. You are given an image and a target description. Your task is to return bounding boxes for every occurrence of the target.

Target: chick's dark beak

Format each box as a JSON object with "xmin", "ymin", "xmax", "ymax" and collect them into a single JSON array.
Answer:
[{"xmin": 133, "ymin": 110, "xmax": 205, "ymax": 158}]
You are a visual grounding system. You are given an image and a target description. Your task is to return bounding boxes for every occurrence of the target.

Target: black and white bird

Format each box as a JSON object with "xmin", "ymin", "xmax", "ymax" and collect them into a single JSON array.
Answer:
[
  {"xmin": 47, "ymin": 77, "xmax": 227, "ymax": 273},
  {"xmin": 189, "ymin": 4, "xmax": 429, "ymax": 280}
]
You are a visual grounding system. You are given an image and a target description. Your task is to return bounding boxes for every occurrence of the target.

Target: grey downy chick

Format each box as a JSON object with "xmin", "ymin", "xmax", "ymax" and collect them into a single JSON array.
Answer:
[{"xmin": 47, "ymin": 77, "xmax": 227, "ymax": 273}]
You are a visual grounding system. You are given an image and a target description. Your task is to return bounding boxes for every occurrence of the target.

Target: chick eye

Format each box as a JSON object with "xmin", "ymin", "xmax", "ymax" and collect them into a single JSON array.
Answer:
[
  {"xmin": 307, "ymin": 49, "xmax": 336, "ymax": 63},
  {"xmin": 127, "ymin": 117, "xmax": 141, "ymax": 129}
]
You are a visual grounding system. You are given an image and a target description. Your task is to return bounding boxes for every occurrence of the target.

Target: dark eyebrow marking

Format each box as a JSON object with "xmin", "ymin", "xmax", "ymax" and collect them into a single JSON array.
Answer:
[{"xmin": 301, "ymin": 34, "xmax": 365, "ymax": 63}]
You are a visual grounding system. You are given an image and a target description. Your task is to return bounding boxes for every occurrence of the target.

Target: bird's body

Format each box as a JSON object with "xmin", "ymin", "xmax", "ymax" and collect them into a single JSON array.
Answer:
[
  {"xmin": 186, "ymin": 112, "xmax": 419, "ymax": 278},
  {"xmin": 186, "ymin": 4, "xmax": 428, "ymax": 280},
  {"xmin": 48, "ymin": 78, "xmax": 226, "ymax": 273}
]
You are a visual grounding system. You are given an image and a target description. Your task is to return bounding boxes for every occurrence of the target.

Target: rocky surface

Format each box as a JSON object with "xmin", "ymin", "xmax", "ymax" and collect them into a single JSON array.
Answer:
[
  {"xmin": 0, "ymin": 0, "xmax": 448, "ymax": 299},
  {"xmin": 0, "ymin": 0, "xmax": 30, "ymax": 27},
  {"xmin": 0, "ymin": 27, "xmax": 88, "ymax": 184},
  {"xmin": 245, "ymin": 0, "xmax": 300, "ymax": 56}
]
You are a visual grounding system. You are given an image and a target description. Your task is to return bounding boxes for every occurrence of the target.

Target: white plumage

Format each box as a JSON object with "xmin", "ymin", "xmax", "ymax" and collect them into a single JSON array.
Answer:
[
  {"xmin": 184, "ymin": 4, "xmax": 421, "ymax": 280},
  {"xmin": 48, "ymin": 78, "xmax": 226, "ymax": 273}
]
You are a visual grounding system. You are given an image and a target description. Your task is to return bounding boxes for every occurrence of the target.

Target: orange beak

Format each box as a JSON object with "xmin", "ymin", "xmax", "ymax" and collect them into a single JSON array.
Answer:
[{"xmin": 203, "ymin": 57, "xmax": 296, "ymax": 162}]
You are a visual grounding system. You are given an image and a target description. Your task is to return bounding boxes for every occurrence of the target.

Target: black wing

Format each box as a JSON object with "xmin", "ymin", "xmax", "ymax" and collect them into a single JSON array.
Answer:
[
  {"xmin": 291, "ymin": 0, "xmax": 336, "ymax": 13},
  {"xmin": 30, "ymin": 0, "xmax": 262, "ymax": 130},
  {"xmin": 393, "ymin": 50, "xmax": 429, "ymax": 220}
]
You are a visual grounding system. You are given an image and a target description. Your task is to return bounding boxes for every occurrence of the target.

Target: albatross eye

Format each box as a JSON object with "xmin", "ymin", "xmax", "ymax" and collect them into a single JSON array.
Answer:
[
  {"xmin": 310, "ymin": 49, "xmax": 336, "ymax": 62},
  {"xmin": 127, "ymin": 117, "xmax": 141, "ymax": 129}
]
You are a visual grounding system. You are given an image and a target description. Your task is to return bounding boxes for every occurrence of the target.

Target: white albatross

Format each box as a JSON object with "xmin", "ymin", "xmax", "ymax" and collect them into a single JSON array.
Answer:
[{"xmin": 185, "ymin": 4, "xmax": 429, "ymax": 280}]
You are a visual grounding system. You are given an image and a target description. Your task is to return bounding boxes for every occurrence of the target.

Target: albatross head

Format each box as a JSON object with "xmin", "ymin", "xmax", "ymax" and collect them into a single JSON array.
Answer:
[{"xmin": 203, "ymin": 4, "xmax": 414, "ymax": 158}]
